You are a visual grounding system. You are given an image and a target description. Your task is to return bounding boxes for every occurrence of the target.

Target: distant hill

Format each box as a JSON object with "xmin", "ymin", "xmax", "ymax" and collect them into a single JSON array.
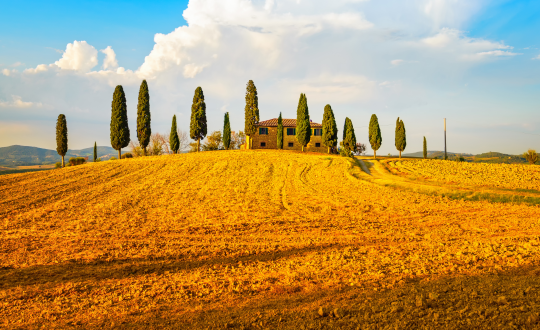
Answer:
[
  {"xmin": 402, "ymin": 150, "xmax": 527, "ymax": 164},
  {"xmin": 402, "ymin": 151, "xmax": 472, "ymax": 158},
  {"xmin": 0, "ymin": 145, "xmax": 118, "ymax": 166}
]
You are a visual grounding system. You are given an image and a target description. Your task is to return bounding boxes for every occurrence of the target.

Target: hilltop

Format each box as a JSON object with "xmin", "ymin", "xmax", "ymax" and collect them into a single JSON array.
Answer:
[
  {"xmin": 1, "ymin": 150, "xmax": 539, "ymax": 329},
  {"xmin": 402, "ymin": 150, "xmax": 527, "ymax": 164},
  {"xmin": 0, "ymin": 145, "xmax": 117, "ymax": 166}
]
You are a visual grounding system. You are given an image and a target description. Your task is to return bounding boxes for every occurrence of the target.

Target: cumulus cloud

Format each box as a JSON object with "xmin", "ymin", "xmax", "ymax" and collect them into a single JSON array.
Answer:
[
  {"xmin": 101, "ymin": 46, "xmax": 118, "ymax": 70},
  {"xmin": 421, "ymin": 28, "xmax": 518, "ymax": 61},
  {"xmin": 391, "ymin": 59, "xmax": 404, "ymax": 66},
  {"xmin": 533, "ymin": 54, "xmax": 540, "ymax": 60},
  {"xmin": 55, "ymin": 40, "xmax": 98, "ymax": 72},
  {"xmin": 0, "ymin": 95, "xmax": 43, "ymax": 109}
]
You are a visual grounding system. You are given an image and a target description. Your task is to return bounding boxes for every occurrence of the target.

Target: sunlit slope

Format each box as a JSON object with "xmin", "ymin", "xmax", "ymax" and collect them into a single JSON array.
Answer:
[{"xmin": 1, "ymin": 150, "xmax": 540, "ymax": 329}]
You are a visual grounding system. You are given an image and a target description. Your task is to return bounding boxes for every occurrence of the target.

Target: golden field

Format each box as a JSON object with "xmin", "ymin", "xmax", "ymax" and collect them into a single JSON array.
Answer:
[{"xmin": 1, "ymin": 151, "xmax": 540, "ymax": 329}]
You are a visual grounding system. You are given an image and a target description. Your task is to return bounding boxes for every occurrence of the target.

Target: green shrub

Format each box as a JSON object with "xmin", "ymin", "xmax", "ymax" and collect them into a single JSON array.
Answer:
[
  {"xmin": 121, "ymin": 152, "xmax": 133, "ymax": 159},
  {"xmin": 109, "ymin": 157, "xmax": 117, "ymax": 161},
  {"xmin": 55, "ymin": 162, "xmax": 62, "ymax": 169},
  {"xmin": 68, "ymin": 157, "xmax": 86, "ymax": 166}
]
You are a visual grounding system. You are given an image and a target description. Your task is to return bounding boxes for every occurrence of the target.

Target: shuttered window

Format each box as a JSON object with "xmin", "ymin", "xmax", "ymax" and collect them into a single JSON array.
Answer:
[
  {"xmin": 286, "ymin": 128, "xmax": 296, "ymax": 136},
  {"xmin": 259, "ymin": 127, "xmax": 269, "ymax": 135}
]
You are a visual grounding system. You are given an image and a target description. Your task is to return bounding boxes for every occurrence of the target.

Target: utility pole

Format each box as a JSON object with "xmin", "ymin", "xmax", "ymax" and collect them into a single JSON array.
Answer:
[{"xmin": 444, "ymin": 118, "xmax": 447, "ymax": 160}]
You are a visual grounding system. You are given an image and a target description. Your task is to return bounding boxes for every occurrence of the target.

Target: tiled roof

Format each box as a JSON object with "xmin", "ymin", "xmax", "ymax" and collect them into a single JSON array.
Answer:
[{"xmin": 256, "ymin": 118, "xmax": 322, "ymax": 128}]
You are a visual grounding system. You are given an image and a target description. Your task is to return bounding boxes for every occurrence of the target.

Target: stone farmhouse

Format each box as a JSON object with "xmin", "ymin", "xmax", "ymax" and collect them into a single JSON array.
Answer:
[{"xmin": 246, "ymin": 118, "xmax": 327, "ymax": 152}]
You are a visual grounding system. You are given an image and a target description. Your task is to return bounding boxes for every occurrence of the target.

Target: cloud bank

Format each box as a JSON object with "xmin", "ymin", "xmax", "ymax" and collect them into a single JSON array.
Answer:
[{"xmin": 0, "ymin": 0, "xmax": 534, "ymax": 154}]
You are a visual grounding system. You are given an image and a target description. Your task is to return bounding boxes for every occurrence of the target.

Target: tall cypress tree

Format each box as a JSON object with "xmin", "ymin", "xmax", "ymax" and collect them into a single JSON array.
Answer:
[
  {"xmin": 110, "ymin": 85, "xmax": 130, "ymax": 159},
  {"xmin": 368, "ymin": 114, "xmax": 382, "ymax": 159},
  {"xmin": 190, "ymin": 86, "xmax": 207, "ymax": 152},
  {"xmin": 423, "ymin": 136, "xmax": 427, "ymax": 159},
  {"xmin": 395, "ymin": 117, "xmax": 406, "ymax": 158},
  {"xmin": 277, "ymin": 112, "xmax": 283, "ymax": 149},
  {"xmin": 93, "ymin": 142, "xmax": 97, "ymax": 162},
  {"xmin": 322, "ymin": 104, "xmax": 338, "ymax": 154},
  {"xmin": 170, "ymin": 115, "xmax": 179, "ymax": 154},
  {"xmin": 56, "ymin": 114, "xmax": 68, "ymax": 167},
  {"xmin": 341, "ymin": 117, "xmax": 357, "ymax": 154},
  {"xmin": 137, "ymin": 80, "xmax": 151, "ymax": 155},
  {"xmin": 223, "ymin": 112, "xmax": 231, "ymax": 150},
  {"xmin": 296, "ymin": 93, "xmax": 311, "ymax": 152},
  {"xmin": 244, "ymin": 80, "xmax": 259, "ymax": 149}
]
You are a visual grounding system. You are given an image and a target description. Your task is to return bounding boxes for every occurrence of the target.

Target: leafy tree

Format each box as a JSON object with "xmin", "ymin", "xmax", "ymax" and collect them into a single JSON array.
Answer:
[
  {"xmin": 202, "ymin": 131, "xmax": 223, "ymax": 151},
  {"xmin": 523, "ymin": 149, "xmax": 539, "ymax": 165},
  {"xmin": 170, "ymin": 115, "xmax": 180, "ymax": 154},
  {"xmin": 340, "ymin": 117, "xmax": 356, "ymax": 157},
  {"xmin": 223, "ymin": 112, "xmax": 231, "ymax": 150},
  {"xmin": 368, "ymin": 114, "xmax": 382, "ymax": 159},
  {"xmin": 277, "ymin": 112, "xmax": 283, "ymax": 149},
  {"xmin": 244, "ymin": 80, "xmax": 259, "ymax": 149},
  {"xmin": 93, "ymin": 142, "xmax": 97, "ymax": 162},
  {"xmin": 296, "ymin": 93, "xmax": 311, "ymax": 151},
  {"xmin": 55, "ymin": 114, "xmax": 68, "ymax": 167},
  {"xmin": 322, "ymin": 104, "xmax": 338, "ymax": 154},
  {"xmin": 190, "ymin": 86, "xmax": 207, "ymax": 152},
  {"xmin": 423, "ymin": 136, "xmax": 427, "ymax": 159},
  {"xmin": 136, "ymin": 80, "xmax": 151, "ymax": 155},
  {"xmin": 395, "ymin": 117, "xmax": 406, "ymax": 158},
  {"xmin": 110, "ymin": 85, "xmax": 130, "ymax": 160}
]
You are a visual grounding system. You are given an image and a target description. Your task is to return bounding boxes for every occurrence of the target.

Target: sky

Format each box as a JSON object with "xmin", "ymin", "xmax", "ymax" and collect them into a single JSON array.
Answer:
[{"xmin": 0, "ymin": 0, "xmax": 539, "ymax": 155}]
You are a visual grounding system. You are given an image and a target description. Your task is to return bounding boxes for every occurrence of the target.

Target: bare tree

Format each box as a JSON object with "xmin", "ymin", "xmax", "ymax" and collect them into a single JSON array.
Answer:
[
  {"xmin": 354, "ymin": 143, "xmax": 366, "ymax": 156},
  {"xmin": 177, "ymin": 129, "xmax": 190, "ymax": 153}
]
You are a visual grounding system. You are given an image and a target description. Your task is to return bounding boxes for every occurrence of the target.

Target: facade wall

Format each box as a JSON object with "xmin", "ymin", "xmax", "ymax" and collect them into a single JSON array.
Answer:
[{"xmin": 251, "ymin": 127, "xmax": 327, "ymax": 153}]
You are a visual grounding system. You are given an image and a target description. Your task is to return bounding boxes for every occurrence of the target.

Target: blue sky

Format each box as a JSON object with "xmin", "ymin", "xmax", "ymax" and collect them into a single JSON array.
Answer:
[{"xmin": 0, "ymin": 0, "xmax": 539, "ymax": 154}]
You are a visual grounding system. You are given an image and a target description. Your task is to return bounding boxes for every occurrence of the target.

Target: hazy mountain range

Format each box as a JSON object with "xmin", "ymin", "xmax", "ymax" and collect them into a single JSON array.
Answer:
[{"xmin": 0, "ymin": 145, "xmax": 118, "ymax": 166}]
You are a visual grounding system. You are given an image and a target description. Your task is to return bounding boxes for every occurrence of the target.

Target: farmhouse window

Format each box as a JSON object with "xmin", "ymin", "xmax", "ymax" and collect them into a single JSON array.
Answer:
[
  {"xmin": 259, "ymin": 127, "xmax": 269, "ymax": 135},
  {"xmin": 288, "ymin": 142, "xmax": 294, "ymax": 147},
  {"xmin": 261, "ymin": 142, "xmax": 266, "ymax": 147},
  {"xmin": 315, "ymin": 143, "xmax": 321, "ymax": 147},
  {"xmin": 313, "ymin": 129, "xmax": 322, "ymax": 136},
  {"xmin": 286, "ymin": 128, "xmax": 296, "ymax": 136}
]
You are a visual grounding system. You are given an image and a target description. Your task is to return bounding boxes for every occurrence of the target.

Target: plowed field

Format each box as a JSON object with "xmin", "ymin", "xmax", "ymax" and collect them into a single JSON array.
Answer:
[{"xmin": 1, "ymin": 151, "xmax": 540, "ymax": 329}]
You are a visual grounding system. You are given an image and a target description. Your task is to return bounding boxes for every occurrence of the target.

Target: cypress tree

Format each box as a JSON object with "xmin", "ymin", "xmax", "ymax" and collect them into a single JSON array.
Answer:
[
  {"xmin": 368, "ymin": 114, "xmax": 382, "ymax": 159},
  {"xmin": 170, "ymin": 115, "xmax": 179, "ymax": 154},
  {"xmin": 423, "ymin": 136, "xmax": 427, "ymax": 159},
  {"xmin": 244, "ymin": 80, "xmax": 259, "ymax": 149},
  {"xmin": 223, "ymin": 112, "xmax": 231, "ymax": 150},
  {"xmin": 93, "ymin": 142, "xmax": 97, "ymax": 162},
  {"xmin": 322, "ymin": 104, "xmax": 338, "ymax": 154},
  {"xmin": 110, "ymin": 85, "xmax": 130, "ymax": 159},
  {"xmin": 190, "ymin": 86, "xmax": 207, "ymax": 152},
  {"xmin": 277, "ymin": 112, "xmax": 283, "ymax": 149},
  {"xmin": 55, "ymin": 114, "xmax": 68, "ymax": 167},
  {"xmin": 296, "ymin": 93, "xmax": 311, "ymax": 152},
  {"xmin": 395, "ymin": 117, "xmax": 406, "ymax": 158},
  {"xmin": 342, "ymin": 117, "xmax": 357, "ymax": 153},
  {"xmin": 137, "ymin": 80, "xmax": 151, "ymax": 155}
]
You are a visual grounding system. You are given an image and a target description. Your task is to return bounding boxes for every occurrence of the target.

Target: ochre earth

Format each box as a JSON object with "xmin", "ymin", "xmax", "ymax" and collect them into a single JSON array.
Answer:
[{"xmin": 1, "ymin": 150, "xmax": 539, "ymax": 329}]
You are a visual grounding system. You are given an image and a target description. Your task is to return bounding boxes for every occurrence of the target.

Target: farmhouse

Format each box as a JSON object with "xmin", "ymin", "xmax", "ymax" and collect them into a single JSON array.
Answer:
[{"xmin": 247, "ymin": 118, "xmax": 327, "ymax": 152}]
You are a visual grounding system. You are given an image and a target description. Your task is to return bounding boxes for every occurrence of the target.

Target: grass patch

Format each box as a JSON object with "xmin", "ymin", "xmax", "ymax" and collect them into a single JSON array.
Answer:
[{"xmin": 0, "ymin": 168, "xmax": 53, "ymax": 176}]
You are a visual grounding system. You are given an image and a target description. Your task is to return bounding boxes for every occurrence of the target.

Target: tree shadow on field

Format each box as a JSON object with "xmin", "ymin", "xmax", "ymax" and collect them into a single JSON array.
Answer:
[
  {"xmin": 0, "ymin": 243, "xmax": 347, "ymax": 290},
  {"xmin": 60, "ymin": 263, "xmax": 540, "ymax": 330}
]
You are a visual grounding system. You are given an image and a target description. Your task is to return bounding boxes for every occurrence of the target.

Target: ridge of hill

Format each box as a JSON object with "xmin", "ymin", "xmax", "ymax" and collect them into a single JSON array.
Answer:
[{"xmin": 0, "ymin": 145, "xmax": 117, "ymax": 166}]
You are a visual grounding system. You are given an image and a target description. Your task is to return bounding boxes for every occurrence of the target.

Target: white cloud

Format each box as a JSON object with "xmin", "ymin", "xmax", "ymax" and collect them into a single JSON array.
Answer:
[
  {"xmin": 421, "ymin": 28, "xmax": 518, "ymax": 61},
  {"xmin": 391, "ymin": 59, "xmax": 404, "ymax": 66},
  {"xmin": 422, "ymin": 0, "xmax": 484, "ymax": 30},
  {"xmin": 476, "ymin": 50, "xmax": 521, "ymax": 57},
  {"xmin": 0, "ymin": 95, "xmax": 43, "ymax": 109},
  {"xmin": 55, "ymin": 40, "xmax": 98, "ymax": 72},
  {"xmin": 533, "ymin": 54, "xmax": 540, "ymax": 60},
  {"xmin": 24, "ymin": 64, "xmax": 53, "ymax": 74},
  {"xmin": 101, "ymin": 46, "xmax": 118, "ymax": 70},
  {"xmin": 2, "ymin": 69, "xmax": 11, "ymax": 76},
  {"xmin": 11, "ymin": 62, "xmax": 24, "ymax": 67}
]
